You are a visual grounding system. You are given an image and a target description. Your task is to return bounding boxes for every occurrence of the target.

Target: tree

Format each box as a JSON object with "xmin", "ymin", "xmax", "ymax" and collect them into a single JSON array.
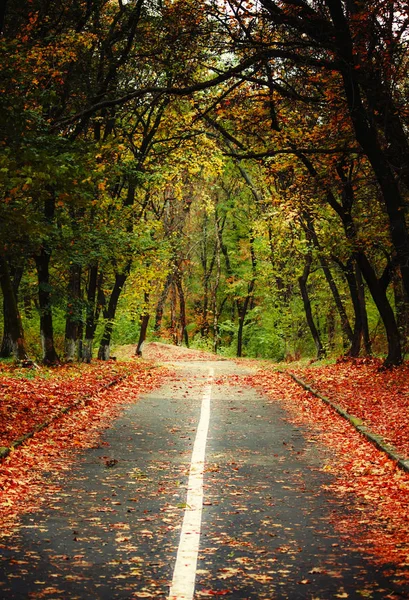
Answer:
[{"xmin": 0, "ymin": 258, "xmax": 28, "ymax": 361}]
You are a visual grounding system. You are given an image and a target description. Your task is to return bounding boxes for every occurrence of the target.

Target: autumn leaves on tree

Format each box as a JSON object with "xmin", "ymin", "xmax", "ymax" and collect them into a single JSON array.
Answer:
[{"xmin": 1, "ymin": 0, "xmax": 408, "ymax": 366}]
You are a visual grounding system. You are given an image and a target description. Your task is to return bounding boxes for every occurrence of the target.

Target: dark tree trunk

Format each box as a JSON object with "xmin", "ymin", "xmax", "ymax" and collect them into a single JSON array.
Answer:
[
  {"xmin": 175, "ymin": 272, "xmax": 188, "ymax": 347},
  {"xmin": 237, "ymin": 294, "xmax": 252, "ymax": 358},
  {"xmin": 212, "ymin": 215, "xmax": 222, "ymax": 353},
  {"xmin": 83, "ymin": 265, "xmax": 99, "ymax": 363},
  {"xmin": 154, "ymin": 273, "xmax": 172, "ymax": 333},
  {"xmin": 303, "ymin": 213, "xmax": 353, "ymax": 347},
  {"xmin": 355, "ymin": 252, "xmax": 401, "ymax": 366},
  {"xmin": 98, "ymin": 268, "xmax": 129, "ymax": 360},
  {"xmin": 0, "ymin": 264, "xmax": 23, "ymax": 358},
  {"xmin": 356, "ymin": 264, "xmax": 372, "ymax": 356},
  {"xmin": 237, "ymin": 240, "xmax": 256, "ymax": 358},
  {"xmin": 64, "ymin": 263, "xmax": 82, "ymax": 362},
  {"xmin": 341, "ymin": 259, "xmax": 363, "ymax": 357},
  {"xmin": 306, "ymin": 153, "xmax": 395, "ymax": 363},
  {"xmin": 325, "ymin": 0, "xmax": 409, "ymax": 300},
  {"xmin": 393, "ymin": 272, "xmax": 409, "ymax": 357},
  {"xmin": 136, "ymin": 313, "xmax": 149, "ymax": 356},
  {"xmin": 298, "ymin": 254, "xmax": 326, "ymax": 359},
  {"xmin": 0, "ymin": 1, "xmax": 8, "ymax": 34},
  {"xmin": 0, "ymin": 257, "xmax": 29, "ymax": 361},
  {"xmin": 136, "ymin": 292, "xmax": 149, "ymax": 356},
  {"xmin": 34, "ymin": 248, "xmax": 59, "ymax": 365},
  {"xmin": 320, "ymin": 256, "xmax": 353, "ymax": 347},
  {"xmin": 169, "ymin": 283, "xmax": 178, "ymax": 345},
  {"xmin": 200, "ymin": 215, "xmax": 210, "ymax": 337},
  {"xmin": 326, "ymin": 306, "xmax": 336, "ymax": 351}
]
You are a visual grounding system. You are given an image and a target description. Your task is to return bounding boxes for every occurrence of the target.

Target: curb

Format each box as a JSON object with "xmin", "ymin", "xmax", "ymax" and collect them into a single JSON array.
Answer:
[{"xmin": 282, "ymin": 370, "xmax": 409, "ymax": 475}]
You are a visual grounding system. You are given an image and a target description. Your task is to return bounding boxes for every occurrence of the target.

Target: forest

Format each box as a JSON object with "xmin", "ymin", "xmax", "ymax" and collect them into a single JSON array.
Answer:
[{"xmin": 1, "ymin": 0, "xmax": 409, "ymax": 367}]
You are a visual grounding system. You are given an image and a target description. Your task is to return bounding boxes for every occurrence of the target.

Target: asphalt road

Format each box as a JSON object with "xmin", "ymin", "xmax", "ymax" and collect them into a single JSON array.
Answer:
[{"xmin": 0, "ymin": 360, "xmax": 407, "ymax": 599}]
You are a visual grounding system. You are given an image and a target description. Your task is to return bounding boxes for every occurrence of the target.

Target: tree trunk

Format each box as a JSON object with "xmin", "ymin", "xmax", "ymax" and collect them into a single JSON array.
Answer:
[
  {"xmin": 64, "ymin": 263, "xmax": 82, "ymax": 362},
  {"xmin": 356, "ymin": 264, "xmax": 372, "ymax": 356},
  {"xmin": 82, "ymin": 265, "xmax": 99, "ymax": 363},
  {"xmin": 98, "ymin": 268, "xmax": 129, "ymax": 360},
  {"xmin": 303, "ymin": 213, "xmax": 353, "ymax": 347},
  {"xmin": 154, "ymin": 273, "xmax": 172, "ymax": 333},
  {"xmin": 0, "ymin": 257, "xmax": 29, "ymax": 361},
  {"xmin": 237, "ymin": 295, "xmax": 251, "ymax": 358},
  {"xmin": 326, "ymin": 306, "xmax": 336, "ymax": 351},
  {"xmin": 136, "ymin": 292, "xmax": 149, "ymax": 356},
  {"xmin": 0, "ymin": 264, "xmax": 23, "ymax": 358},
  {"xmin": 169, "ymin": 283, "xmax": 178, "ymax": 345},
  {"xmin": 34, "ymin": 248, "xmax": 59, "ymax": 365},
  {"xmin": 200, "ymin": 214, "xmax": 210, "ymax": 337},
  {"xmin": 393, "ymin": 272, "xmax": 409, "ymax": 357},
  {"xmin": 340, "ymin": 259, "xmax": 363, "ymax": 357},
  {"xmin": 298, "ymin": 254, "xmax": 326, "ymax": 359},
  {"xmin": 175, "ymin": 272, "xmax": 188, "ymax": 347},
  {"xmin": 320, "ymin": 256, "xmax": 353, "ymax": 348},
  {"xmin": 212, "ymin": 215, "xmax": 222, "ymax": 353},
  {"xmin": 237, "ymin": 236, "xmax": 257, "ymax": 358},
  {"xmin": 325, "ymin": 0, "xmax": 409, "ymax": 300},
  {"xmin": 355, "ymin": 252, "xmax": 401, "ymax": 366}
]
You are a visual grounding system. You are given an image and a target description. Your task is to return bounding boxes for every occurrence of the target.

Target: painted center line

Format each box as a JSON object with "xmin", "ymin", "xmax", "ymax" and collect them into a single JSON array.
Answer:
[{"xmin": 168, "ymin": 367, "xmax": 214, "ymax": 600}]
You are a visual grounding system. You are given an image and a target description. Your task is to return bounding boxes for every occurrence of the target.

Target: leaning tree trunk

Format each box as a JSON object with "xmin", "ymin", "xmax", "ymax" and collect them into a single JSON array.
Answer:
[
  {"xmin": 98, "ymin": 267, "xmax": 129, "ymax": 360},
  {"xmin": 393, "ymin": 271, "xmax": 409, "ymax": 357},
  {"xmin": 34, "ymin": 248, "xmax": 59, "ymax": 365},
  {"xmin": 0, "ymin": 257, "xmax": 29, "ymax": 361},
  {"xmin": 320, "ymin": 256, "xmax": 353, "ymax": 349},
  {"xmin": 136, "ymin": 292, "xmax": 150, "ymax": 356},
  {"xmin": 237, "ymin": 294, "xmax": 252, "ymax": 358},
  {"xmin": 302, "ymin": 213, "xmax": 353, "ymax": 348},
  {"xmin": 355, "ymin": 251, "xmax": 401, "ymax": 366},
  {"xmin": 298, "ymin": 254, "xmax": 326, "ymax": 360}
]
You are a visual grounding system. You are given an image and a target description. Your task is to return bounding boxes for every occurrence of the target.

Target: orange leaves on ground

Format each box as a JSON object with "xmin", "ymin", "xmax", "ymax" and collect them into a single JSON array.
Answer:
[
  {"xmin": 251, "ymin": 365, "xmax": 409, "ymax": 573},
  {"xmin": 0, "ymin": 362, "xmax": 128, "ymax": 447},
  {"xmin": 291, "ymin": 357, "xmax": 409, "ymax": 457},
  {"xmin": 141, "ymin": 342, "xmax": 223, "ymax": 362},
  {"xmin": 0, "ymin": 360, "xmax": 169, "ymax": 535}
]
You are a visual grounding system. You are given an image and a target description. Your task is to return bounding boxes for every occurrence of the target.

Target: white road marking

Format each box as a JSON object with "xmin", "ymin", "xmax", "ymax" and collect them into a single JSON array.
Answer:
[{"xmin": 168, "ymin": 368, "xmax": 214, "ymax": 600}]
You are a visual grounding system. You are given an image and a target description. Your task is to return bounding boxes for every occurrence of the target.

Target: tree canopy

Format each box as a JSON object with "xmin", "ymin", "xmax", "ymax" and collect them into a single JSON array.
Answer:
[{"xmin": 1, "ymin": 0, "xmax": 408, "ymax": 366}]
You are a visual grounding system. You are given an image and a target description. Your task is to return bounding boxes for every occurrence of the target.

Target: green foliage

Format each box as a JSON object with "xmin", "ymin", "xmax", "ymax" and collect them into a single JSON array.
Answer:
[
  {"xmin": 1, "ymin": 0, "xmax": 407, "ymax": 366},
  {"xmin": 190, "ymin": 334, "xmax": 214, "ymax": 352}
]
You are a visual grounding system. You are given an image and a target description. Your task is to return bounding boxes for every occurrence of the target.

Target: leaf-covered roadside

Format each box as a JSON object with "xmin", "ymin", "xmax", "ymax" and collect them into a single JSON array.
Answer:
[
  {"xmin": 251, "ymin": 364, "xmax": 409, "ymax": 578},
  {"xmin": 0, "ymin": 361, "xmax": 146, "ymax": 448},
  {"xmin": 287, "ymin": 358, "xmax": 409, "ymax": 457},
  {"xmin": 0, "ymin": 360, "xmax": 169, "ymax": 536}
]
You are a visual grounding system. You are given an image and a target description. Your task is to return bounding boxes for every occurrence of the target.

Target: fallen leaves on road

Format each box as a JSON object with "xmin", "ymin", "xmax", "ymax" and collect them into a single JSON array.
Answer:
[
  {"xmin": 0, "ymin": 361, "xmax": 134, "ymax": 448},
  {"xmin": 0, "ymin": 360, "xmax": 169, "ymax": 535},
  {"xmin": 141, "ymin": 342, "xmax": 225, "ymax": 362},
  {"xmin": 251, "ymin": 365, "xmax": 409, "ymax": 574},
  {"xmin": 289, "ymin": 357, "xmax": 409, "ymax": 457}
]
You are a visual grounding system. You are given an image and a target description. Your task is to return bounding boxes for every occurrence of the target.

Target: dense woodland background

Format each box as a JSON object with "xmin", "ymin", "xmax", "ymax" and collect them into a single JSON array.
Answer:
[{"xmin": 1, "ymin": 0, "xmax": 408, "ymax": 366}]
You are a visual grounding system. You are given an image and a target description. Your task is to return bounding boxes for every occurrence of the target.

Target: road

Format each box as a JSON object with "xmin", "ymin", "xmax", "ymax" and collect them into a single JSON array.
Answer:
[{"xmin": 0, "ymin": 359, "xmax": 406, "ymax": 599}]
